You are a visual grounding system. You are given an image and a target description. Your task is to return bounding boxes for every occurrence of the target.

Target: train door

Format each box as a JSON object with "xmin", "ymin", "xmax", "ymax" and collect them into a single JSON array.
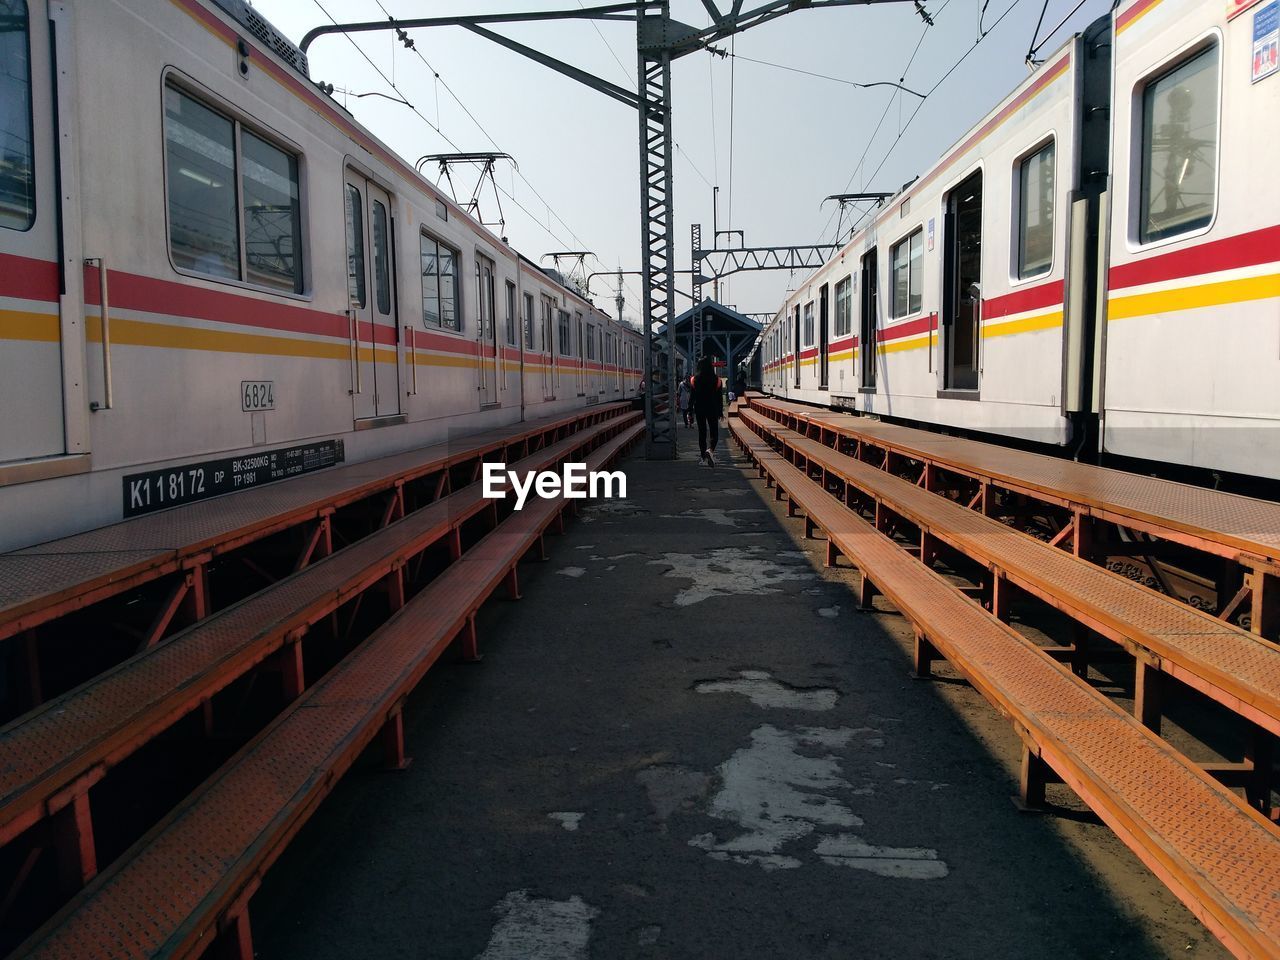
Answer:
[
  {"xmin": 575, "ymin": 313, "xmax": 585, "ymax": 396},
  {"xmin": 1, "ymin": 1, "xmax": 68, "ymax": 462},
  {"xmin": 344, "ymin": 175, "xmax": 400, "ymax": 419},
  {"xmin": 818, "ymin": 283, "xmax": 830, "ymax": 389},
  {"xmin": 792, "ymin": 305, "xmax": 801, "ymax": 388},
  {"xmin": 942, "ymin": 170, "xmax": 982, "ymax": 392},
  {"xmin": 860, "ymin": 249, "xmax": 878, "ymax": 389},
  {"xmin": 541, "ymin": 298, "xmax": 554, "ymax": 399},
  {"xmin": 476, "ymin": 254, "xmax": 498, "ymax": 406}
]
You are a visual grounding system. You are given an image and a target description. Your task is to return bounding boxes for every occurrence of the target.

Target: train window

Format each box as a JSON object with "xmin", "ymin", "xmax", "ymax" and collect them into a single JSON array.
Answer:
[
  {"xmin": 345, "ymin": 185, "xmax": 365, "ymax": 307},
  {"xmin": 586, "ymin": 324, "xmax": 596, "ymax": 360},
  {"xmin": 558, "ymin": 309, "xmax": 571, "ymax": 355},
  {"xmin": 834, "ymin": 276, "xmax": 852, "ymax": 337},
  {"xmin": 435, "ymin": 198, "xmax": 448, "ymax": 221},
  {"xmin": 1139, "ymin": 44, "xmax": 1219, "ymax": 244},
  {"xmin": 803, "ymin": 302, "xmax": 814, "ymax": 346},
  {"xmin": 165, "ymin": 83, "xmax": 304, "ymax": 292},
  {"xmin": 420, "ymin": 232, "xmax": 460, "ymax": 331},
  {"xmin": 890, "ymin": 229, "xmax": 923, "ymax": 318},
  {"xmin": 0, "ymin": 0, "xmax": 35, "ymax": 231},
  {"xmin": 241, "ymin": 131, "xmax": 303, "ymax": 292},
  {"xmin": 523, "ymin": 292, "xmax": 534, "ymax": 348},
  {"xmin": 1016, "ymin": 141, "xmax": 1054, "ymax": 279},
  {"xmin": 165, "ymin": 86, "xmax": 241, "ymax": 280},
  {"xmin": 371, "ymin": 199, "xmax": 391, "ymax": 314},
  {"xmin": 505, "ymin": 281, "xmax": 517, "ymax": 345}
]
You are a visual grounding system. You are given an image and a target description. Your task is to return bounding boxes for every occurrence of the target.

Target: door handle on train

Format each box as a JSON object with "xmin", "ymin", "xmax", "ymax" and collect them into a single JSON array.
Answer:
[
  {"xmin": 86, "ymin": 258, "xmax": 113, "ymax": 411},
  {"xmin": 405, "ymin": 324, "xmax": 417, "ymax": 396},
  {"xmin": 348, "ymin": 308, "xmax": 363, "ymax": 395}
]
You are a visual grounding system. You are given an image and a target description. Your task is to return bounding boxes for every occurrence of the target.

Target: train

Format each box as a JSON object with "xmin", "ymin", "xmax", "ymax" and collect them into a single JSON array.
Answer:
[
  {"xmin": 757, "ymin": 0, "xmax": 1280, "ymax": 485},
  {"xmin": 0, "ymin": 0, "xmax": 643, "ymax": 552}
]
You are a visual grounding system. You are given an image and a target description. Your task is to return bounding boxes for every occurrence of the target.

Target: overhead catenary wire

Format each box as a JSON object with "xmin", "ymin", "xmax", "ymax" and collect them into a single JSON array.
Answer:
[
  {"xmin": 1026, "ymin": 0, "xmax": 1091, "ymax": 64},
  {"xmin": 725, "ymin": 52, "xmax": 927, "ymax": 97},
  {"xmin": 842, "ymin": 0, "xmax": 1033, "ymax": 240},
  {"xmin": 310, "ymin": 0, "xmax": 613, "ymax": 299},
  {"xmin": 811, "ymin": 0, "xmax": 954, "ymax": 245},
  {"xmin": 575, "ymin": 0, "xmax": 635, "ymax": 86},
  {"xmin": 676, "ymin": 142, "xmax": 716, "ymax": 189},
  {"xmin": 364, "ymin": 0, "xmax": 643, "ymax": 312}
]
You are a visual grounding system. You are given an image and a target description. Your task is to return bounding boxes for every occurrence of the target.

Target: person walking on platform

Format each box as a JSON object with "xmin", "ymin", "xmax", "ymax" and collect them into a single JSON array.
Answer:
[
  {"xmin": 692, "ymin": 355, "xmax": 723, "ymax": 467},
  {"xmin": 677, "ymin": 376, "xmax": 693, "ymax": 428}
]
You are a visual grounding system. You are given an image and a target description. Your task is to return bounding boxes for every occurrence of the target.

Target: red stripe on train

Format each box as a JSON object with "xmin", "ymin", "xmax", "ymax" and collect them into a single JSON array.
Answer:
[
  {"xmin": 1109, "ymin": 224, "xmax": 1280, "ymax": 291},
  {"xmin": 0, "ymin": 253, "xmax": 59, "ymax": 302},
  {"xmin": 83, "ymin": 267, "xmax": 350, "ymax": 339},
  {"xmin": 983, "ymin": 280, "xmax": 1064, "ymax": 320}
]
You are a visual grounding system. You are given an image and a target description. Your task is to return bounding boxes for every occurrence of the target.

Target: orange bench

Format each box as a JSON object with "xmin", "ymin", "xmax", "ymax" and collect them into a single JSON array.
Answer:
[
  {"xmin": 0, "ymin": 414, "xmax": 639, "ymax": 910},
  {"xmin": 15, "ymin": 421, "xmax": 644, "ymax": 960},
  {"xmin": 0, "ymin": 404, "xmax": 630, "ymax": 646},
  {"xmin": 731, "ymin": 417, "xmax": 1280, "ymax": 960},
  {"xmin": 750, "ymin": 395, "xmax": 1280, "ymax": 638},
  {"xmin": 741, "ymin": 409, "xmax": 1280, "ymax": 776}
]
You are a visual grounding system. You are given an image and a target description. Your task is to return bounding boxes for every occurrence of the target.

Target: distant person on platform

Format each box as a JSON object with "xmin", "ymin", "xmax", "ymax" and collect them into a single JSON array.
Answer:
[
  {"xmin": 692, "ymin": 355, "xmax": 723, "ymax": 467},
  {"xmin": 677, "ymin": 377, "xmax": 693, "ymax": 427}
]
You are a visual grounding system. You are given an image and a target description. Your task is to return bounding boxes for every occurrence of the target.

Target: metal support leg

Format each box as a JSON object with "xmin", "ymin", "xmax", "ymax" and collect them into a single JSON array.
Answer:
[
  {"xmin": 1072, "ymin": 511, "xmax": 1096, "ymax": 562},
  {"xmin": 1134, "ymin": 660, "xmax": 1162, "ymax": 733},
  {"xmin": 20, "ymin": 630, "xmax": 43, "ymax": 710},
  {"xmin": 1014, "ymin": 746, "xmax": 1051, "ymax": 812},
  {"xmin": 1069, "ymin": 622, "xmax": 1090, "ymax": 679},
  {"xmin": 505, "ymin": 566, "xmax": 522, "ymax": 600},
  {"xmin": 825, "ymin": 540, "xmax": 840, "ymax": 568},
  {"xmin": 858, "ymin": 575, "xmax": 879, "ymax": 611},
  {"xmin": 51, "ymin": 792, "xmax": 96, "ymax": 895},
  {"xmin": 991, "ymin": 574, "xmax": 1013, "ymax": 623},
  {"xmin": 1246, "ymin": 725, "xmax": 1274, "ymax": 814},
  {"xmin": 381, "ymin": 706, "xmax": 412, "ymax": 771},
  {"xmin": 920, "ymin": 532, "xmax": 939, "ymax": 568},
  {"xmin": 912, "ymin": 630, "xmax": 937, "ymax": 679},
  {"xmin": 460, "ymin": 614, "xmax": 482, "ymax": 662},
  {"xmin": 215, "ymin": 909, "xmax": 255, "ymax": 960},
  {"xmin": 281, "ymin": 634, "xmax": 305, "ymax": 702},
  {"xmin": 387, "ymin": 566, "xmax": 406, "ymax": 612}
]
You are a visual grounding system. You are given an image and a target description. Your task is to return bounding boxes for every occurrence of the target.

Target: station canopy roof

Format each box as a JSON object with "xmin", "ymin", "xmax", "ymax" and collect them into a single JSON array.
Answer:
[{"xmin": 658, "ymin": 299, "xmax": 761, "ymax": 364}]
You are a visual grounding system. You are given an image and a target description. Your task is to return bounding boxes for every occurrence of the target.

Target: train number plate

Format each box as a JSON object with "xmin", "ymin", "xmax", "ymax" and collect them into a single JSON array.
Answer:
[
  {"xmin": 241, "ymin": 380, "xmax": 275, "ymax": 411},
  {"xmin": 122, "ymin": 439, "xmax": 345, "ymax": 518}
]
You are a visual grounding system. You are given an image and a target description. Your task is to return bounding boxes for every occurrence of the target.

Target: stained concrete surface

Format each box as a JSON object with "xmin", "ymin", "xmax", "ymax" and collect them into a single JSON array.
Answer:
[{"xmin": 253, "ymin": 433, "xmax": 1228, "ymax": 960}]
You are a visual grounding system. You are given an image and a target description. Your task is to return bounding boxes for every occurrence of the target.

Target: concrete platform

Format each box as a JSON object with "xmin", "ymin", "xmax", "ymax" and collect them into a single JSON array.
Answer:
[{"xmin": 251, "ymin": 436, "xmax": 1228, "ymax": 959}]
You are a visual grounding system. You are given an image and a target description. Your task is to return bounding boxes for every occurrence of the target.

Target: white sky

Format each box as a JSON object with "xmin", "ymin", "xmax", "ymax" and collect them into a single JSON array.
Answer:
[{"xmin": 259, "ymin": 0, "xmax": 1109, "ymax": 323}]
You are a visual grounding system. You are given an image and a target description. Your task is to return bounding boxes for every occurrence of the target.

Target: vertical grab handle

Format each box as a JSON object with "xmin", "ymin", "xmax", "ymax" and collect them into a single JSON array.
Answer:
[
  {"xmin": 405, "ymin": 324, "xmax": 417, "ymax": 395},
  {"xmin": 86, "ymin": 258, "xmax": 113, "ymax": 411},
  {"xmin": 348, "ymin": 308, "xmax": 363, "ymax": 395}
]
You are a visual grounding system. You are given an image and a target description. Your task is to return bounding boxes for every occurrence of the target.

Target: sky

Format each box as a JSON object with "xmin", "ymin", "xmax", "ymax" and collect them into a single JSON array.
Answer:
[{"xmin": 258, "ymin": 0, "xmax": 1111, "ymax": 325}]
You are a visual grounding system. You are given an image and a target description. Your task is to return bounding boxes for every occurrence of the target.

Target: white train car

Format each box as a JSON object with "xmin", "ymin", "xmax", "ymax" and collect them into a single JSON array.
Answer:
[
  {"xmin": 0, "ymin": 0, "xmax": 640, "ymax": 552},
  {"xmin": 763, "ymin": 21, "xmax": 1105, "ymax": 447},
  {"xmin": 1101, "ymin": 0, "xmax": 1280, "ymax": 478},
  {"xmin": 764, "ymin": 0, "xmax": 1280, "ymax": 484}
]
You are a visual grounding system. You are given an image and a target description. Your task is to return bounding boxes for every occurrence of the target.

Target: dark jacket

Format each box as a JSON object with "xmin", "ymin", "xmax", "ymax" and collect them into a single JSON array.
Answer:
[{"xmin": 692, "ymin": 373, "xmax": 722, "ymax": 417}]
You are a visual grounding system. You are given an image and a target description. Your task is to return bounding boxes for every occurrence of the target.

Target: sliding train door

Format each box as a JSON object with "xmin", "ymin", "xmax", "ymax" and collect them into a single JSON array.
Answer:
[
  {"xmin": 476, "ymin": 253, "xmax": 498, "ymax": 406},
  {"xmin": 0, "ymin": 0, "xmax": 68, "ymax": 462},
  {"xmin": 859, "ymin": 248, "xmax": 878, "ymax": 390},
  {"xmin": 942, "ymin": 170, "xmax": 982, "ymax": 392},
  {"xmin": 344, "ymin": 173, "xmax": 401, "ymax": 419},
  {"xmin": 818, "ymin": 282, "xmax": 830, "ymax": 389}
]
